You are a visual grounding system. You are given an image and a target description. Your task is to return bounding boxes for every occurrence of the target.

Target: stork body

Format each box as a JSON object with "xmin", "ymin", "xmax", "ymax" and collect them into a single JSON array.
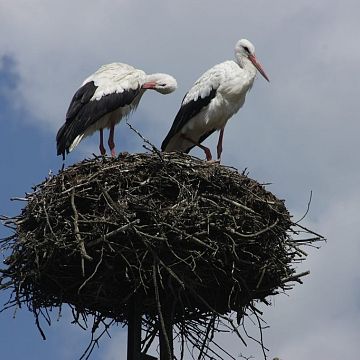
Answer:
[
  {"xmin": 161, "ymin": 39, "xmax": 269, "ymax": 161},
  {"xmin": 57, "ymin": 63, "xmax": 177, "ymax": 159}
]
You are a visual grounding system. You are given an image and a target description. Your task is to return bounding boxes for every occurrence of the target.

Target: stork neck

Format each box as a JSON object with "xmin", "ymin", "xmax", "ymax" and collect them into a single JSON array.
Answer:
[
  {"xmin": 144, "ymin": 73, "xmax": 161, "ymax": 83},
  {"xmin": 238, "ymin": 56, "xmax": 257, "ymax": 80}
]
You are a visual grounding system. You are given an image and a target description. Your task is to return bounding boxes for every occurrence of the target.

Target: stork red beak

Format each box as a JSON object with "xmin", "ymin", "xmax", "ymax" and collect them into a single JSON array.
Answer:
[
  {"xmin": 142, "ymin": 81, "xmax": 156, "ymax": 89},
  {"xmin": 248, "ymin": 54, "xmax": 270, "ymax": 82}
]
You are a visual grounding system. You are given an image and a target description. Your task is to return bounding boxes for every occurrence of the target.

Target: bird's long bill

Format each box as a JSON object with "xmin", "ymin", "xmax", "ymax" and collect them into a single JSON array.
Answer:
[
  {"xmin": 142, "ymin": 81, "xmax": 156, "ymax": 89},
  {"xmin": 249, "ymin": 54, "xmax": 270, "ymax": 82}
]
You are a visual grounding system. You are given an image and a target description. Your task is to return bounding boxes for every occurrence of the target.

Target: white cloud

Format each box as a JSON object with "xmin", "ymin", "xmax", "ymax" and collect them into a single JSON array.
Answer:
[{"xmin": 1, "ymin": 1, "xmax": 345, "ymax": 132}]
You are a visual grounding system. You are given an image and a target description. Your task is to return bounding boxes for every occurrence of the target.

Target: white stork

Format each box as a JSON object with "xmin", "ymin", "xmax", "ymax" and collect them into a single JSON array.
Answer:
[
  {"xmin": 57, "ymin": 63, "xmax": 177, "ymax": 159},
  {"xmin": 161, "ymin": 39, "xmax": 269, "ymax": 161}
]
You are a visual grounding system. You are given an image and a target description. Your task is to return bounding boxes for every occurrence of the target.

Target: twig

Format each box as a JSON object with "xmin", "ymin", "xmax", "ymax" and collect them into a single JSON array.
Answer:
[
  {"xmin": 282, "ymin": 271, "xmax": 310, "ymax": 284},
  {"xmin": 126, "ymin": 120, "xmax": 163, "ymax": 161},
  {"xmin": 198, "ymin": 315, "xmax": 216, "ymax": 360},
  {"xmin": 71, "ymin": 189, "xmax": 93, "ymax": 274},
  {"xmin": 204, "ymin": 194, "xmax": 257, "ymax": 214},
  {"xmin": 230, "ymin": 219, "xmax": 279, "ymax": 238},
  {"xmin": 87, "ymin": 220, "xmax": 140, "ymax": 247},
  {"xmin": 295, "ymin": 190, "xmax": 312, "ymax": 224},
  {"xmin": 78, "ymin": 246, "xmax": 104, "ymax": 294}
]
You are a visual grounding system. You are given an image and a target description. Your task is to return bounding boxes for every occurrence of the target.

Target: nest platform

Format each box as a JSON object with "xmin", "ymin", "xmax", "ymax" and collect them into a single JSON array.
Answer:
[{"xmin": 0, "ymin": 152, "xmax": 322, "ymax": 357}]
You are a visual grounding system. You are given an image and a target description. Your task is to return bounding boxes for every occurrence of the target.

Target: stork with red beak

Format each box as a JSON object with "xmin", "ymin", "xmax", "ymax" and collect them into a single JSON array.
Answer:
[
  {"xmin": 161, "ymin": 39, "xmax": 269, "ymax": 161},
  {"xmin": 57, "ymin": 63, "xmax": 177, "ymax": 159}
]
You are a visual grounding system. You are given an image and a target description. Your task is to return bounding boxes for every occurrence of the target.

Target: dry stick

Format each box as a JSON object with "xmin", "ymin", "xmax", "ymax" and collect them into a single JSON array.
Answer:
[
  {"xmin": 134, "ymin": 228, "xmax": 185, "ymax": 288},
  {"xmin": 293, "ymin": 222, "xmax": 325, "ymax": 240},
  {"xmin": 164, "ymin": 223, "xmax": 216, "ymax": 251},
  {"xmin": 152, "ymin": 262, "xmax": 172, "ymax": 360},
  {"xmin": 282, "ymin": 270, "xmax": 310, "ymax": 284},
  {"xmin": 254, "ymin": 310, "xmax": 268, "ymax": 360},
  {"xmin": 289, "ymin": 243, "xmax": 308, "ymax": 257},
  {"xmin": 87, "ymin": 220, "xmax": 140, "ymax": 247},
  {"xmin": 135, "ymin": 228, "xmax": 167, "ymax": 241},
  {"xmin": 189, "ymin": 289, "xmax": 247, "ymax": 347},
  {"xmin": 141, "ymin": 327, "xmax": 157, "ymax": 355},
  {"xmin": 256, "ymin": 266, "xmax": 268, "ymax": 289},
  {"xmin": 249, "ymin": 303, "xmax": 263, "ymax": 316},
  {"xmin": 126, "ymin": 120, "xmax": 163, "ymax": 161},
  {"xmin": 42, "ymin": 201, "xmax": 57, "ymax": 240},
  {"xmin": 290, "ymin": 237, "xmax": 321, "ymax": 243},
  {"xmin": 185, "ymin": 326, "xmax": 235, "ymax": 360},
  {"xmin": 78, "ymin": 247, "xmax": 104, "ymax": 294},
  {"xmin": 204, "ymin": 194, "xmax": 257, "ymax": 214},
  {"xmin": 180, "ymin": 321, "xmax": 185, "ymax": 360},
  {"xmin": 34, "ymin": 311, "xmax": 47, "ymax": 340},
  {"xmin": 39, "ymin": 307, "xmax": 51, "ymax": 326},
  {"xmin": 60, "ymin": 183, "xmax": 93, "ymax": 196},
  {"xmin": 70, "ymin": 189, "xmax": 93, "ymax": 276},
  {"xmin": 0, "ymin": 282, "xmax": 11, "ymax": 291},
  {"xmin": 0, "ymin": 217, "xmax": 18, "ymax": 230},
  {"xmin": 295, "ymin": 190, "xmax": 312, "ymax": 224},
  {"xmin": 197, "ymin": 316, "xmax": 216, "ymax": 360},
  {"xmin": 207, "ymin": 337, "xmax": 238, "ymax": 360},
  {"xmin": 78, "ymin": 318, "xmax": 114, "ymax": 360},
  {"xmin": 98, "ymin": 182, "xmax": 124, "ymax": 216},
  {"xmin": 230, "ymin": 218, "xmax": 279, "ymax": 238}
]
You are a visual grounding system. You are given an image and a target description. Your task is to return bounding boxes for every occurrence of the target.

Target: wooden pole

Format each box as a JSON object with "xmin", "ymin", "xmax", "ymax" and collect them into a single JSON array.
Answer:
[{"xmin": 127, "ymin": 294, "xmax": 142, "ymax": 360}]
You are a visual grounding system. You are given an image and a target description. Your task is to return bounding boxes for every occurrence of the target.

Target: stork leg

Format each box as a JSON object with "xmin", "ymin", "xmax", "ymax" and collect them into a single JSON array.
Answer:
[
  {"xmin": 181, "ymin": 134, "xmax": 212, "ymax": 161},
  {"xmin": 108, "ymin": 122, "xmax": 116, "ymax": 157},
  {"xmin": 99, "ymin": 129, "xmax": 106, "ymax": 156},
  {"xmin": 216, "ymin": 128, "xmax": 225, "ymax": 160}
]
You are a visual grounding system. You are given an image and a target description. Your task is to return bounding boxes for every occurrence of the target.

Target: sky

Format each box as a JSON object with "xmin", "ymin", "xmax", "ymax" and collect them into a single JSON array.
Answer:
[{"xmin": 1, "ymin": 0, "xmax": 360, "ymax": 359}]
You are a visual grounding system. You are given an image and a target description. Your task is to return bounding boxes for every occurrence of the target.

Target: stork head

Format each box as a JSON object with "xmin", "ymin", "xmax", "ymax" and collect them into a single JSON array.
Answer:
[
  {"xmin": 142, "ymin": 73, "xmax": 177, "ymax": 94},
  {"xmin": 235, "ymin": 39, "xmax": 269, "ymax": 82}
]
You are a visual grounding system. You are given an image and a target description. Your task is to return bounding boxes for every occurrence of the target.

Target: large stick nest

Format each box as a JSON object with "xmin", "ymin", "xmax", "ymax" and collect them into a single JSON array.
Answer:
[{"xmin": 1, "ymin": 152, "xmax": 322, "ymax": 357}]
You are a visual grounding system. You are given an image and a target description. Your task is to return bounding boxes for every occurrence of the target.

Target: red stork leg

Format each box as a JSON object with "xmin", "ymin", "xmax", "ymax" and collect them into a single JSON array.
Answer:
[
  {"xmin": 108, "ymin": 122, "xmax": 116, "ymax": 157},
  {"xmin": 99, "ymin": 129, "xmax": 106, "ymax": 156},
  {"xmin": 181, "ymin": 134, "xmax": 213, "ymax": 161},
  {"xmin": 216, "ymin": 127, "xmax": 224, "ymax": 161}
]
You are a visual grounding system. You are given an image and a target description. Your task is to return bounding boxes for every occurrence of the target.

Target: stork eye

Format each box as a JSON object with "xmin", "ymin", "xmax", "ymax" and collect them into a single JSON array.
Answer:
[{"xmin": 243, "ymin": 46, "xmax": 250, "ymax": 53}]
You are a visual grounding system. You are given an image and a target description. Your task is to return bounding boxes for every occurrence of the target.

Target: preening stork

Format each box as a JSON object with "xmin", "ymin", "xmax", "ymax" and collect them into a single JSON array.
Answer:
[
  {"xmin": 57, "ymin": 63, "xmax": 177, "ymax": 159},
  {"xmin": 161, "ymin": 39, "xmax": 269, "ymax": 161}
]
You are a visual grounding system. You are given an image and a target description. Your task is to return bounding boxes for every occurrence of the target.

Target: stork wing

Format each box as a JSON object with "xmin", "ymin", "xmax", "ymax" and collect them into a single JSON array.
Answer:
[
  {"xmin": 161, "ymin": 68, "xmax": 221, "ymax": 151},
  {"xmin": 65, "ymin": 81, "xmax": 140, "ymax": 129},
  {"xmin": 56, "ymin": 65, "xmax": 144, "ymax": 158}
]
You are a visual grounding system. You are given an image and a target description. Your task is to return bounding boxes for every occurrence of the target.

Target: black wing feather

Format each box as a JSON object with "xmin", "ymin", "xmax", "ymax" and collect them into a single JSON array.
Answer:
[
  {"xmin": 56, "ymin": 81, "xmax": 140, "ymax": 159},
  {"xmin": 161, "ymin": 88, "xmax": 217, "ymax": 151},
  {"xmin": 65, "ymin": 81, "xmax": 97, "ymax": 121}
]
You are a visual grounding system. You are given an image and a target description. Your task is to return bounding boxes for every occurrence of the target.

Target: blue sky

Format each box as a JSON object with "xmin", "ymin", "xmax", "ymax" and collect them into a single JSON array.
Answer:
[{"xmin": 1, "ymin": 1, "xmax": 360, "ymax": 359}]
